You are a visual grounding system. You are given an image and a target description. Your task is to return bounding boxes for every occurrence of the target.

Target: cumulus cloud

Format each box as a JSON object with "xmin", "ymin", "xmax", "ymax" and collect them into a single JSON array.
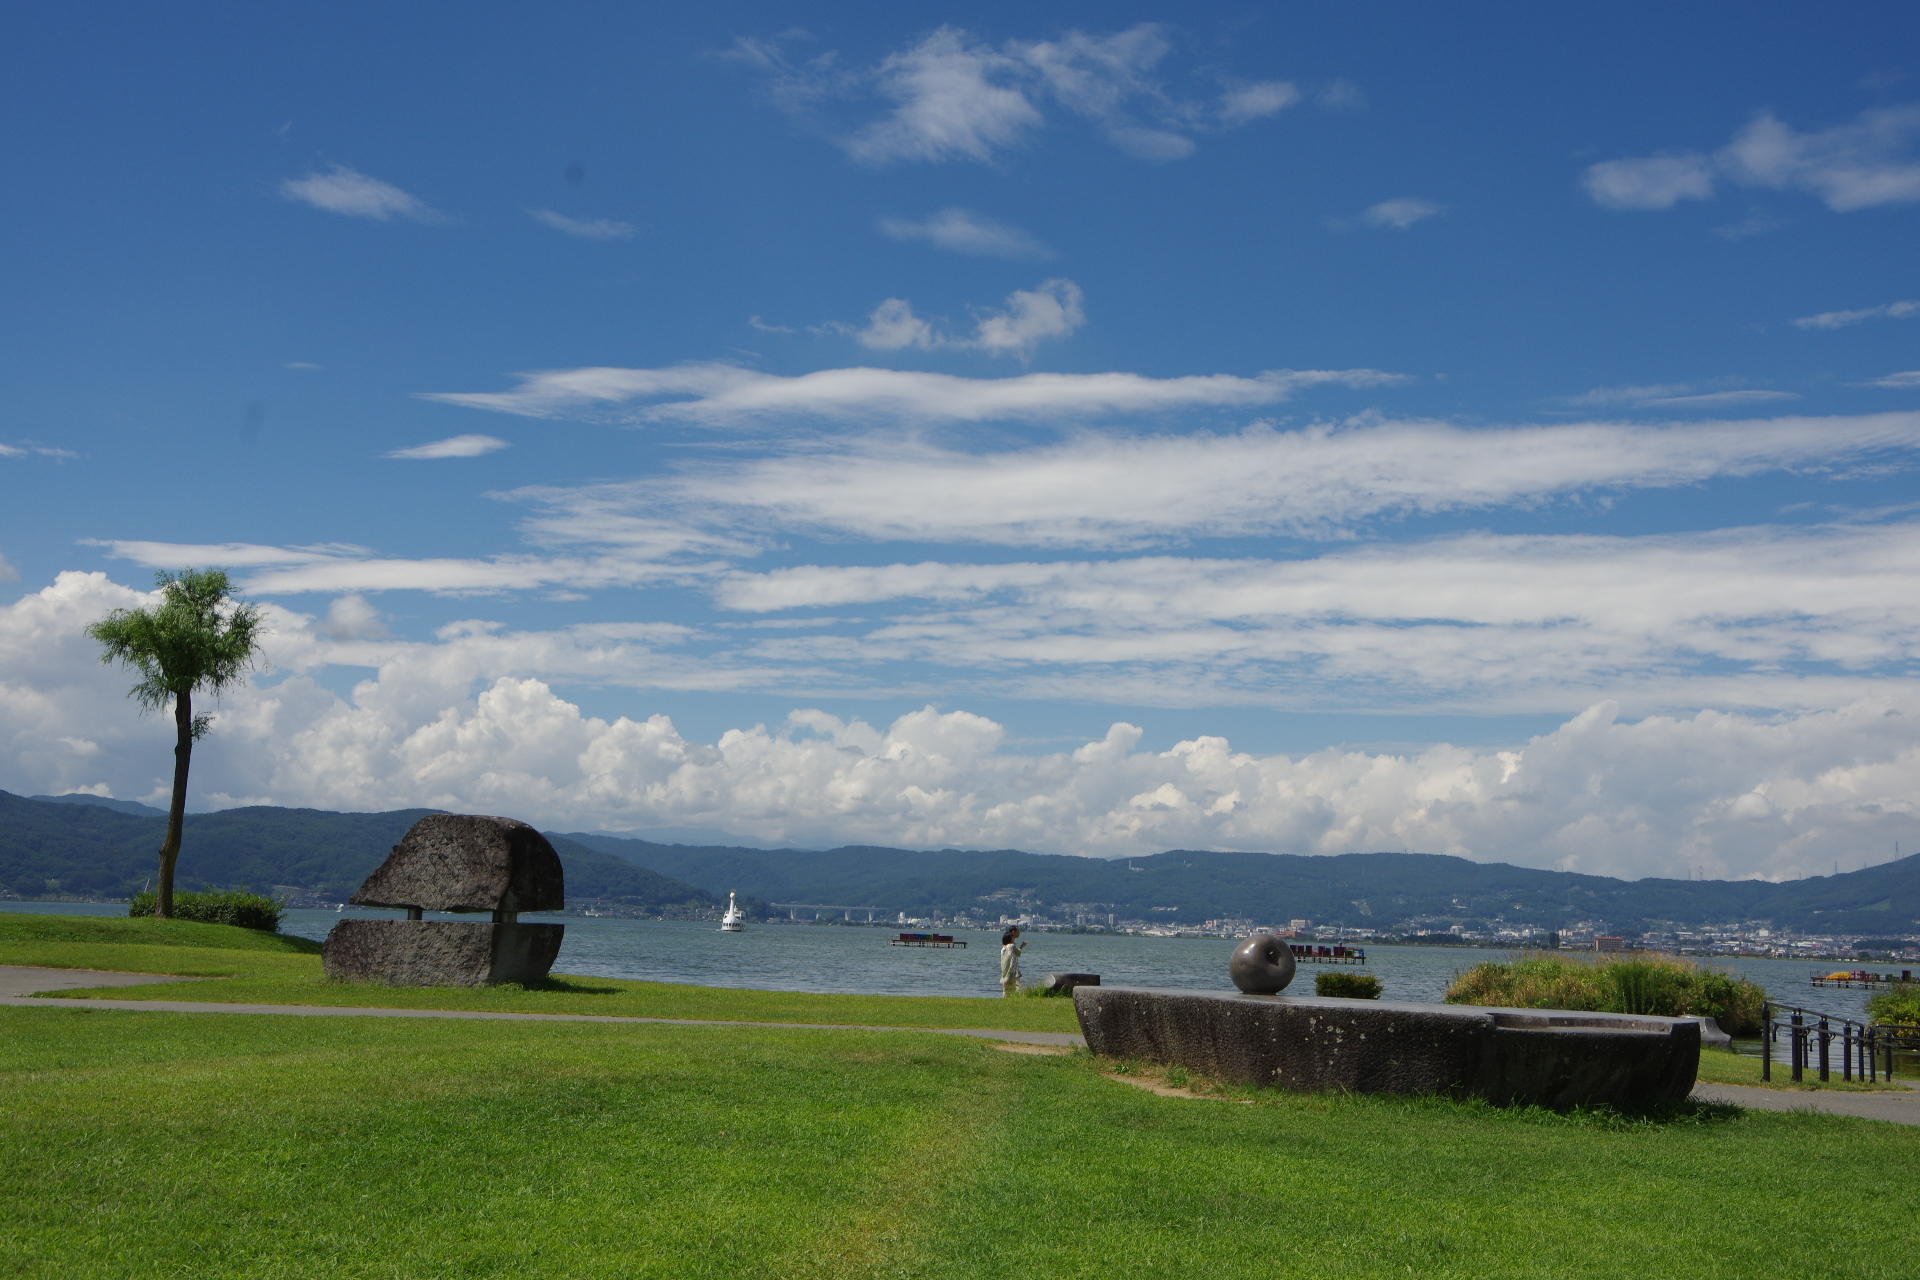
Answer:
[
  {"xmin": 4, "ymin": 570, "xmax": 1914, "ymax": 879},
  {"xmin": 1793, "ymin": 298, "xmax": 1920, "ymax": 330},
  {"xmin": 1585, "ymin": 105, "xmax": 1920, "ymax": 212},
  {"xmin": 279, "ymin": 165, "xmax": 440, "ymax": 221},
  {"xmin": 745, "ymin": 23, "xmax": 1296, "ymax": 166},
  {"xmin": 877, "ymin": 208, "xmax": 1054, "ymax": 258},
  {"xmin": 383, "ymin": 434, "xmax": 510, "ymax": 460},
  {"xmin": 528, "ymin": 209, "xmax": 637, "ymax": 240},
  {"xmin": 420, "ymin": 362, "xmax": 1404, "ymax": 426},
  {"xmin": 853, "ymin": 279, "xmax": 1086, "ymax": 358}
]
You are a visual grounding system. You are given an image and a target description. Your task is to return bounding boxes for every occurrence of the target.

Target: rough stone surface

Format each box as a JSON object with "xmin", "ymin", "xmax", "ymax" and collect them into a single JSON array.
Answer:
[
  {"xmin": 1228, "ymin": 934, "xmax": 1297, "ymax": 994},
  {"xmin": 321, "ymin": 919, "xmax": 564, "ymax": 986},
  {"xmin": 1043, "ymin": 972, "xmax": 1101, "ymax": 995},
  {"xmin": 351, "ymin": 814, "xmax": 565, "ymax": 913},
  {"xmin": 1681, "ymin": 1015, "xmax": 1735, "ymax": 1051},
  {"xmin": 1073, "ymin": 986, "xmax": 1700, "ymax": 1109}
]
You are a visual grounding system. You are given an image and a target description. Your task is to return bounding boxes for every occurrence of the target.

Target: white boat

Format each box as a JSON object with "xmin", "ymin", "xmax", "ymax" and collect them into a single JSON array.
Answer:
[{"xmin": 719, "ymin": 891, "xmax": 745, "ymax": 932}]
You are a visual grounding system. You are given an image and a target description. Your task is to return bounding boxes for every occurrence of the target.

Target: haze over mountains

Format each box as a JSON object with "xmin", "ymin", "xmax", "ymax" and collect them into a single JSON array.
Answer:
[{"xmin": 4, "ymin": 791, "xmax": 1914, "ymax": 936}]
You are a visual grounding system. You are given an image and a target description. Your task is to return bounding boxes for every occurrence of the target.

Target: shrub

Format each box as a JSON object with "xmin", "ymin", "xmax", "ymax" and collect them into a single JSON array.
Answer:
[
  {"xmin": 129, "ymin": 890, "xmax": 284, "ymax": 932},
  {"xmin": 1315, "ymin": 971, "xmax": 1383, "ymax": 999},
  {"xmin": 1868, "ymin": 983, "xmax": 1920, "ymax": 1027},
  {"xmin": 1444, "ymin": 953, "xmax": 1766, "ymax": 1035}
]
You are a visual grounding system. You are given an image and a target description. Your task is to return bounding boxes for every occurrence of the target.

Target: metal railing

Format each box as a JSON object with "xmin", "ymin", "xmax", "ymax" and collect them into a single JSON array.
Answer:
[{"xmin": 1761, "ymin": 1001, "xmax": 1920, "ymax": 1084}]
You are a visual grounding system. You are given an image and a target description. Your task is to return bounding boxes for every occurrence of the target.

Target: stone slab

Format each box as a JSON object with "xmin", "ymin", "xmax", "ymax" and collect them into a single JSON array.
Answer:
[
  {"xmin": 321, "ymin": 919, "xmax": 564, "ymax": 987},
  {"xmin": 351, "ymin": 814, "xmax": 565, "ymax": 913},
  {"xmin": 1043, "ymin": 972, "xmax": 1100, "ymax": 995},
  {"xmin": 1073, "ymin": 986, "xmax": 1700, "ymax": 1109}
]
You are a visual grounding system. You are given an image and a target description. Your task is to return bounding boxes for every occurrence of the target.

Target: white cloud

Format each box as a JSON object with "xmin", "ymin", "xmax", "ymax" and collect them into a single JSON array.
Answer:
[
  {"xmin": 5, "ymin": 569, "xmax": 1915, "ymax": 878},
  {"xmin": 1, "ymin": 441, "xmax": 78, "ymax": 460},
  {"xmin": 0, "ymin": 553, "xmax": 14, "ymax": 582},
  {"xmin": 1861, "ymin": 371, "xmax": 1920, "ymax": 389},
  {"xmin": 751, "ymin": 23, "xmax": 1296, "ymax": 166},
  {"xmin": 846, "ymin": 27, "xmax": 1043, "ymax": 164},
  {"xmin": 1581, "ymin": 154, "xmax": 1716, "ymax": 210},
  {"xmin": 383, "ymin": 434, "xmax": 510, "ymax": 460},
  {"xmin": 1636, "ymin": 389, "xmax": 1801, "ymax": 409},
  {"xmin": 877, "ymin": 208, "xmax": 1053, "ymax": 258},
  {"xmin": 421, "ymin": 362, "xmax": 1404, "ymax": 426},
  {"xmin": 1793, "ymin": 299, "xmax": 1920, "ymax": 330},
  {"xmin": 1358, "ymin": 197, "xmax": 1444, "ymax": 230},
  {"xmin": 1585, "ymin": 105, "xmax": 1920, "ymax": 213},
  {"xmin": 317, "ymin": 594, "xmax": 389, "ymax": 641},
  {"xmin": 853, "ymin": 279, "xmax": 1086, "ymax": 358},
  {"xmin": 279, "ymin": 166, "xmax": 439, "ymax": 222},
  {"xmin": 283, "ymin": 361, "xmax": 325, "ymax": 371},
  {"xmin": 1218, "ymin": 80, "xmax": 1299, "ymax": 125},
  {"xmin": 529, "ymin": 209, "xmax": 637, "ymax": 240},
  {"xmin": 649, "ymin": 411, "xmax": 1920, "ymax": 546}
]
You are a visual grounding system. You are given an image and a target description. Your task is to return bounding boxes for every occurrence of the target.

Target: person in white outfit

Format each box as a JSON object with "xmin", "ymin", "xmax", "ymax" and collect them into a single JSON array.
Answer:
[{"xmin": 999, "ymin": 926, "xmax": 1027, "ymax": 997}]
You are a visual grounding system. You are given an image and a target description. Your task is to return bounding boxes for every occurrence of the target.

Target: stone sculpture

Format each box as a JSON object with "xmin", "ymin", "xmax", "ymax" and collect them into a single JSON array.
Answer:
[
  {"xmin": 1228, "ymin": 932, "xmax": 1297, "ymax": 994},
  {"xmin": 321, "ymin": 814, "xmax": 565, "ymax": 987},
  {"xmin": 1072, "ymin": 933, "xmax": 1701, "ymax": 1109}
]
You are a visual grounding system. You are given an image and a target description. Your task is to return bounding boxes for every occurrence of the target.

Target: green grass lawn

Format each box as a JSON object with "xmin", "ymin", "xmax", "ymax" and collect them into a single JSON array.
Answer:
[
  {"xmin": 0, "ymin": 913, "xmax": 1082, "ymax": 1033},
  {"xmin": 3, "ymin": 1004, "xmax": 1914, "ymax": 1280}
]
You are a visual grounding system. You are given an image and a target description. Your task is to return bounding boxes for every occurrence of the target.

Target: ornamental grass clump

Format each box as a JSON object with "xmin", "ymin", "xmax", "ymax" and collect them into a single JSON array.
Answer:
[
  {"xmin": 1445, "ymin": 953, "xmax": 1765, "ymax": 1036},
  {"xmin": 129, "ymin": 889, "xmax": 284, "ymax": 932}
]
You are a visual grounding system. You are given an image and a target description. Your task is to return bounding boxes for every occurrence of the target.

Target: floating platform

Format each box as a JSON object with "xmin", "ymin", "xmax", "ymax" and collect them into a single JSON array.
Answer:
[
  {"xmin": 1290, "ymin": 944, "xmax": 1367, "ymax": 965},
  {"xmin": 1813, "ymin": 970, "xmax": 1914, "ymax": 988},
  {"xmin": 891, "ymin": 932, "xmax": 966, "ymax": 948}
]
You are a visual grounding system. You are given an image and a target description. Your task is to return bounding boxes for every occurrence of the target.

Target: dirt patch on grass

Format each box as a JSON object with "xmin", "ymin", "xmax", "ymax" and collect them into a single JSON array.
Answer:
[
  {"xmin": 1102, "ymin": 1071, "xmax": 1254, "ymax": 1103},
  {"xmin": 988, "ymin": 1042, "xmax": 1073, "ymax": 1056}
]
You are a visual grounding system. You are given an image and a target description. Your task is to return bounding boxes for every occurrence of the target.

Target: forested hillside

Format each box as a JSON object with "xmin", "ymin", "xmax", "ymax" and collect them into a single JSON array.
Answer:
[{"xmin": 0, "ymin": 792, "xmax": 715, "ymax": 911}]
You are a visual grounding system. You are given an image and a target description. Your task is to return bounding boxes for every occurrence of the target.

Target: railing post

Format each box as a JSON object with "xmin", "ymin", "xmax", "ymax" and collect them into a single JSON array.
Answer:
[
  {"xmin": 1758, "ymin": 997, "xmax": 1774, "ymax": 1082},
  {"xmin": 1818, "ymin": 1016, "xmax": 1831, "ymax": 1083},
  {"xmin": 1790, "ymin": 1009, "xmax": 1805, "ymax": 1082}
]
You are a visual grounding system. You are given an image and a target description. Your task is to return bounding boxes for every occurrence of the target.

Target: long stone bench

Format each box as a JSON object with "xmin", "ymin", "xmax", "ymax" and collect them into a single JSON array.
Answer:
[{"xmin": 1073, "ymin": 986, "xmax": 1700, "ymax": 1109}]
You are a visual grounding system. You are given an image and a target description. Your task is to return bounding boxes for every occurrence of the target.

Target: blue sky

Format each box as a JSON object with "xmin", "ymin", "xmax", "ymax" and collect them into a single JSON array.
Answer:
[{"xmin": 5, "ymin": 3, "xmax": 1919, "ymax": 880}]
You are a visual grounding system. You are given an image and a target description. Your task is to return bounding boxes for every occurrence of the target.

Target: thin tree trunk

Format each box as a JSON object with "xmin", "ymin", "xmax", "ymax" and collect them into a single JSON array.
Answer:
[{"xmin": 158, "ymin": 688, "xmax": 192, "ymax": 920}]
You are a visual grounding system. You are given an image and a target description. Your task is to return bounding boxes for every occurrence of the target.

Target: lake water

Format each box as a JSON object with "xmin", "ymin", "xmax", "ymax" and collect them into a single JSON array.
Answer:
[{"xmin": 3, "ymin": 899, "xmax": 1892, "ymax": 1024}]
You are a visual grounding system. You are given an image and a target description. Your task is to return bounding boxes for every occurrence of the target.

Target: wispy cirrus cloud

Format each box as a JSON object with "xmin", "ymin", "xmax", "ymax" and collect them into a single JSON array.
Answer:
[
  {"xmin": 1353, "ymin": 197, "xmax": 1444, "ymax": 231},
  {"xmin": 637, "ymin": 411, "xmax": 1920, "ymax": 547},
  {"xmin": 738, "ymin": 23, "xmax": 1300, "ymax": 167},
  {"xmin": 877, "ymin": 208, "xmax": 1053, "ymax": 258},
  {"xmin": 1793, "ymin": 298, "xmax": 1920, "ymax": 330},
  {"xmin": 528, "ymin": 209, "xmax": 637, "ymax": 240},
  {"xmin": 420, "ymin": 362, "xmax": 1406, "ymax": 426},
  {"xmin": 383, "ymin": 434, "xmax": 510, "ymax": 460},
  {"xmin": 1859, "ymin": 371, "xmax": 1920, "ymax": 389},
  {"xmin": 1557, "ymin": 382, "xmax": 1800, "ymax": 411},
  {"xmin": 279, "ymin": 165, "xmax": 441, "ymax": 221},
  {"xmin": 1584, "ymin": 105, "xmax": 1920, "ymax": 212}
]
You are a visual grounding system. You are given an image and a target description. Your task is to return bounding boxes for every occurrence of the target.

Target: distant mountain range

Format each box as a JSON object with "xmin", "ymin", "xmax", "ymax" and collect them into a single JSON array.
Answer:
[
  {"xmin": 5, "ymin": 789, "xmax": 1910, "ymax": 935},
  {"xmin": 0, "ymin": 791, "xmax": 715, "ymax": 911}
]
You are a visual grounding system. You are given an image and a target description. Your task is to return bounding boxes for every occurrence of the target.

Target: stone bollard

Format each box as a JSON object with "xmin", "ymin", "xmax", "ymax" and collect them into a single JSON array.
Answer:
[{"xmin": 322, "ymin": 814, "xmax": 565, "ymax": 987}]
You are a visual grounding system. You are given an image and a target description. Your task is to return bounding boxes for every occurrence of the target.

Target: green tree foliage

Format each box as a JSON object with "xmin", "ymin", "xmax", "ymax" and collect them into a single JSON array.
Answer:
[
  {"xmin": 1867, "ymin": 983, "xmax": 1920, "ymax": 1027},
  {"xmin": 86, "ymin": 569, "xmax": 264, "ymax": 918}
]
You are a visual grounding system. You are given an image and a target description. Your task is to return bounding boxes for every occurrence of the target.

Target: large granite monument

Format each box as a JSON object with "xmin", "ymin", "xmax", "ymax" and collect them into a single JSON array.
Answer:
[
  {"xmin": 1075, "ymin": 934, "xmax": 1701, "ymax": 1109},
  {"xmin": 321, "ymin": 814, "xmax": 566, "ymax": 987}
]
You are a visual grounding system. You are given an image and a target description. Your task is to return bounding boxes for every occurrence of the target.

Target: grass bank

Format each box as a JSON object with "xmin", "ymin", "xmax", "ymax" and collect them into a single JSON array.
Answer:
[
  {"xmin": 5, "ymin": 1004, "xmax": 1915, "ymax": 1280},
  {"xmin": 0, "ymin": 913, "xmax": 1080, "ymax": 1034}
]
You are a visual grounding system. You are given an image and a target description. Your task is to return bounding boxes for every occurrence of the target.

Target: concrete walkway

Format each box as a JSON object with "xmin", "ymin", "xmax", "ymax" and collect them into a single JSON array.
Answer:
[
  {"xmin": 0, "ymin": 966, "xmax": 1083, "ymax": 1046},
  {"xmin": 7, "ymin": 966, "xmax": 1917, "ymax": 1120}
]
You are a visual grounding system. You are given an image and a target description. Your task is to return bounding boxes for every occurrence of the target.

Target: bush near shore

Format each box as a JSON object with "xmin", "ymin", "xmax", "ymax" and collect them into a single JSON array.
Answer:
[
  {"xmin": 1444, "ymin": 953, "xmax": 1766, "ymax": 1036},
  {"xmin": 1868, "ymin": 983, "xmax": 1920, "ymax": 1027},
  {"xmin": 127, "ymin": 889, "xmax": 284, "ymax": 931}
]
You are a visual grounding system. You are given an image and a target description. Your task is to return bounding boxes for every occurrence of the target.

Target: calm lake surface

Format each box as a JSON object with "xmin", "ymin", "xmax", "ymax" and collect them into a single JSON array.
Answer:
[{"xmin": 4, "ymin": 899, "xmax": 1892, "ymax": 1023}]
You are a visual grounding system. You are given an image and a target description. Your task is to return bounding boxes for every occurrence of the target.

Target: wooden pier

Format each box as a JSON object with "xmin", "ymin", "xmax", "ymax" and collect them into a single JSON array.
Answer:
[
  {"xmin": 891, "ymin": 932, "xmax": 966, "ymax": 948},
  {"xmin": 1289, "ymin": 944, "xmax": 1367, "ymax": 965},
  {"xmin": 1812, "ymin": 969, "xmax": 1914, "ymax": 989}
]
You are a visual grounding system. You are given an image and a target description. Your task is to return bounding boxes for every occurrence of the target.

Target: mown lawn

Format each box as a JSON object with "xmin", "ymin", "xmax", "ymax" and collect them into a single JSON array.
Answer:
[
  {"xmin": 3, "ymin": 1004, "xmax": 1914, "ymax": 1280},
  {"xmin": 0, "ymin": 914, "xmax": 1080, "ymax": 1033}
]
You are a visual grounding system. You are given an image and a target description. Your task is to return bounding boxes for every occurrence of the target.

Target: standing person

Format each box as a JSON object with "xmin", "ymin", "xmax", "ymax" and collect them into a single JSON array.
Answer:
[{"xmin": 999, "ymin": 926, "xmax": 1027, "ymax": 997}]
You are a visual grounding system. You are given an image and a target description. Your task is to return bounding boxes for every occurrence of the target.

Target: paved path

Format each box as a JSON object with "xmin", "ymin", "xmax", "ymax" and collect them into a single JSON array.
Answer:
[
  {"xmin": 0, "ymin": 966, "xmax": 1082, "ymax": 1046},
  {"xmin": 7, "ymin": 966, "xmax": 1918, "ymax": 1120}
]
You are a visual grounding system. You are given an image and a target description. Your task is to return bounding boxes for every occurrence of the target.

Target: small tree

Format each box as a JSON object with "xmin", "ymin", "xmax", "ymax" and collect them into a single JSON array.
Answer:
[{"xmin": 88, "ymin": 569, "xmax": 264, "ymax": 918}]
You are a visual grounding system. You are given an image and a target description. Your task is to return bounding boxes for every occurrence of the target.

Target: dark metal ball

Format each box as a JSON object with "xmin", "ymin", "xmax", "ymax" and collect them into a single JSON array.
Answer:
[{"xmin": 1229, "ymin": 933, "xmax": 1298, "ymax": 994}]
